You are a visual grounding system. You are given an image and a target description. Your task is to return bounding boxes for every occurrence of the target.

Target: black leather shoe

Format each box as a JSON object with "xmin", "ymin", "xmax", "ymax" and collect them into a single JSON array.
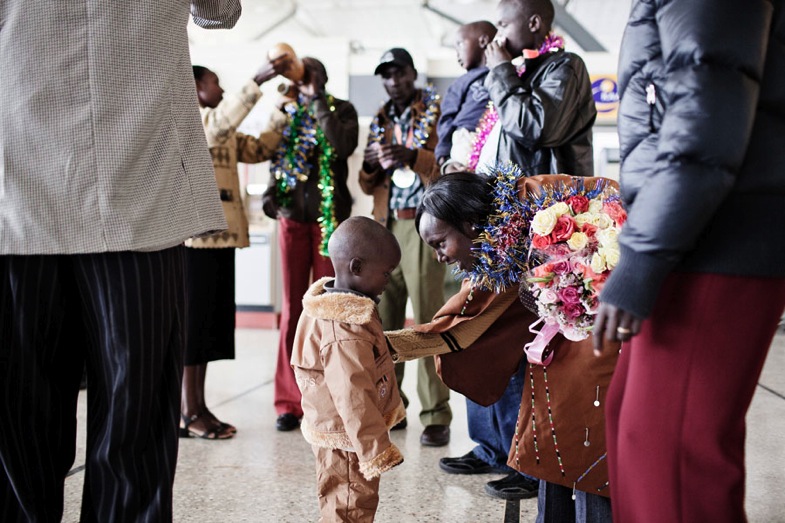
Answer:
[
  {"xmin": 391, "ymin": 418, "xmax": 407, "ymax": 431},
  {"xmin": 439, "ymin": 451, "xmax": 509, "ymax": 475},
  {"xmin": 484, "ymin": 472, "xmax": 539, "ymax": 500},
  {"xmin": 276, "ymin": 413, "xmax": 300, "ymax": 432},
  {"xmin": 420, "ymin": 424, "xmax": 450, "ymax": 447}
]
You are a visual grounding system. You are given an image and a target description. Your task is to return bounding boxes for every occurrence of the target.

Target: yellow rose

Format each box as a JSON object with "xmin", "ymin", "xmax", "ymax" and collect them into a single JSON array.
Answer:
[
  {"xmin": 590, "ymin": 251, "xmax": 607, "ymax": 273},
  {"xmin": 549, "ymin": 202, "xmax": 570, "ymax": 217},
  {"xmin": 531, "ymin": 209, "xmax": 557, "ymax": 236},
  {"xmin": 567, "ymin": 232, "xmax": 588, "ymax": 251}
]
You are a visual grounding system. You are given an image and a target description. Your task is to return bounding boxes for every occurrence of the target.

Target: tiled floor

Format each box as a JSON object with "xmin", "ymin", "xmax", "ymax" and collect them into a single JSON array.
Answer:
[{"xmin": 62, "ymin": 327, "xmax": 785, "ymax": 522}]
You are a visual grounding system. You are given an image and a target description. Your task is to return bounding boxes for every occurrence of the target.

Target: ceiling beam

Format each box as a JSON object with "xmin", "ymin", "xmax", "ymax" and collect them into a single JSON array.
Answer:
[
  {"xmin": 251, "ymin": 1, "xmax": 298, "ymax": 40},
  {"xmin": 553, "ymin": 2, "xmax": 607, "ymax": 52}
]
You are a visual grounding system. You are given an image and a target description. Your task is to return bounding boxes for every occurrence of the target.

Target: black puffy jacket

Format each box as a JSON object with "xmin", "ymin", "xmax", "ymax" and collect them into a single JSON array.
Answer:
[
  {"xmin": 484, "ymin": 49, "xmax": 597, "ymax": 177},
  {"xmin": 600, "ymin": 0, "xmax": 785, "ymax": 318}
]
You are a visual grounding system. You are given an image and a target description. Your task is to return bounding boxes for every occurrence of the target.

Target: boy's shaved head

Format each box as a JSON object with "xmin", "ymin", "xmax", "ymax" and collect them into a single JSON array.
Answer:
[
  {"xmin": 329, "ymin": 217, "xmax": 401, "ymax": 299},
  {"xmin": 329, "ymin": 216, "xmax": 400, "ymax": 267},
  {"xmin": 455, "ymin": 20, "xmax": 497, "ymax": 70}
]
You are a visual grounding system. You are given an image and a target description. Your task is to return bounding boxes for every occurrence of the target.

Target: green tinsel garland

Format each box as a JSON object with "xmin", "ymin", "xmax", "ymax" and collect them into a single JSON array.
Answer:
[{"xmin": 272, "ymin": 94, "xmax": 338, "ymax": 256}]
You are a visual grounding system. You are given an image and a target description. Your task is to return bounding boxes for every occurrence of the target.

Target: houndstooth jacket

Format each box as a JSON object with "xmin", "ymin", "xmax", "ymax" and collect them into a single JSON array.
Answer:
[{"xmin": 0, "ymin": 0, "xmax": 241, "ymax": 255}]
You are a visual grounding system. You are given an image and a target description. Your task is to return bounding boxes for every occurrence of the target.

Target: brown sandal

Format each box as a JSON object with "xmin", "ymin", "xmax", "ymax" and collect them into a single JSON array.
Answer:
[{"xmin": 179, "ymin": 413, "xmax": 235, "ymax": 440}]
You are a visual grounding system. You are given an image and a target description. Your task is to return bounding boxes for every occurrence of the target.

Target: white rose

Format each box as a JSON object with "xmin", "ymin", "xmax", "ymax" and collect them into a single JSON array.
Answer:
[
  {"xmin": 574, "ymin": 213, "xmax": 592, "ymax": 227},
  {"xmin": 594, "ymin": 213, "xmax": 614, "ymax": 229},
  {"xmin": 567, "ymin": 232, "xmax": 588, "ymax": 251},
  {"xmin": 590, "ymin": 251, "xmax": 607, "ymax": 273},
  {"xmin": 531, "ymin": 209, "xmax": 558, "ymax": 236},
  {"xmin": 549, "ymin": 202, "xmax": 570, "ymax": 217},
  {"xmin": 588, "ymin": 198, "xmax": 603, "ymax": 214},
  {"xmin": 595, "ymin": 228, "xmax": 619, "ymax": 247},
  {"xmin": 603, "ymin": 246, "xmax": 620, "ymax": 269}
]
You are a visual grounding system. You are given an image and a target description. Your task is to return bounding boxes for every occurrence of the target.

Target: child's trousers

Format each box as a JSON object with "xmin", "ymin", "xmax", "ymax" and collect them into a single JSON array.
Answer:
[{"xmin": 313, "ymin": 447, "xmax": 380, "ymax": 522}]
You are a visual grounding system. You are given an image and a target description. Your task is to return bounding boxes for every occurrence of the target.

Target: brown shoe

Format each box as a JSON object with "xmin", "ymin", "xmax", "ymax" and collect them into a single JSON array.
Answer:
[{"xmin": 420, "ymin": 424, "xmax": 450, "ymax": 447}]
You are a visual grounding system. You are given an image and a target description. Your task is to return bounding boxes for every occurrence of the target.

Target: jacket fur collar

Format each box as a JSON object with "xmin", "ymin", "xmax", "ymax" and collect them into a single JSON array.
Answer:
[{"xmin": 302, "ymin": 277, "xmax": 376, "ymax": 326}]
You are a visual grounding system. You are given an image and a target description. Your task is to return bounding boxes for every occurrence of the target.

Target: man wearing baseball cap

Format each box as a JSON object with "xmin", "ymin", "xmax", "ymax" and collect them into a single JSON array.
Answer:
[{"xmin": 358, "ymin": 47, "xmax": 452, "ymax": 447}]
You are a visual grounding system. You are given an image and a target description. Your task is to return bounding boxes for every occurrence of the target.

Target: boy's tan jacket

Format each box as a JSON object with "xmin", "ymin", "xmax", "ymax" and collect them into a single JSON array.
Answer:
[
  {"xmin": 291, "ymin": 277, "xmax": 406, "ymax": 479},
  {"xmin": 188, "ymin": 80, "xmax": 287, "ymax": 248}
]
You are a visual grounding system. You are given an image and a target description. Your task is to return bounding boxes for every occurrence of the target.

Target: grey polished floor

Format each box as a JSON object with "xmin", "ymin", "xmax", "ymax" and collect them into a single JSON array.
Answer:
[{"xmin": 62, "ymin": 327, "xmax": 785, "ymax": 522}]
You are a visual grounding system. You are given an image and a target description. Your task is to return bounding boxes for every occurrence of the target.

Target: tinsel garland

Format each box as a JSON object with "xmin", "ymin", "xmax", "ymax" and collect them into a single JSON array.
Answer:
[
  {"xmin": 271, "ymin": 94, "xmax": 338, "ymax": 256},
  {"xmin": 466, "ymin": 33, "xmax": 565, "ymax": 172},
  {"xmin": 466, "ymin": 101, "xmax": 499, "ymax": 172},
  {"xmin": 454, "ymin": 163, "xmax": 611, "ymax": 293},
  {"xmin": 367, "ymin": 84, "xmax": 440, "ymax": 151}
]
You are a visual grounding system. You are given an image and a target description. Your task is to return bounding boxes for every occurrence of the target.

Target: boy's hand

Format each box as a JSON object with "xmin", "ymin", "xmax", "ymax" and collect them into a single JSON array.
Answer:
[
  {"xmin": 485, "ymin": 39, "xmax": 513, "ymax": 69},
  {"xmin": 443, "ymin": 161, "xmax": 466, "ymax": 174}
]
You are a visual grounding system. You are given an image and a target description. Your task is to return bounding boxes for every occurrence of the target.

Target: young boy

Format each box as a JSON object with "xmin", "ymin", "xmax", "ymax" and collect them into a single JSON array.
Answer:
[
  {"xmin": 291, "ymin": 216, "xmax": 405, "ymax": 522},
  {"xmin": 436, "ymin": 20, "xmax": 498, "ymax": 174}
]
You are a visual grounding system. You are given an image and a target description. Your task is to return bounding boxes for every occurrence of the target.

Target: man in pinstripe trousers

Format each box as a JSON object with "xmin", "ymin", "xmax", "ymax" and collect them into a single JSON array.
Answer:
[{"xmin": 0, "ymin": 2, "xmax": 242, "ymax": 521}]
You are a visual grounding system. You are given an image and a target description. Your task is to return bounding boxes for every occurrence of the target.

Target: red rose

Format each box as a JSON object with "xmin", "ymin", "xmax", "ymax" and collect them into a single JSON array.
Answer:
[
  {"xmin": 531, "ymin": 234, "xmax": 552, "ymax": 249},
  {"xmin": 603, "ymin": 201, "xmax": 627, "ymax": 226},
  {"xmin": 567, "ymin": 195, "xmax": 589, "ymax": 214},
  {"xmin": 581, "ymin": 223, "xmax": 598, "ymax": 238},
  {"xmin": 550, "ymin": 215, "xmax": 576, "ymax": 243}
]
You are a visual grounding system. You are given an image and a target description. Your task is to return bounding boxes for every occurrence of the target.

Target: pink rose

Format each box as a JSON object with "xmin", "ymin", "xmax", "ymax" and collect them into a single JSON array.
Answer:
[
  {"xmin": 563, "ymin": 302, "xmax": 585, "ymax": 319},
  {"xmin": 603, "ymin": 201, "xmax": 627, "ymax": 226},
  {"xmin": 567, "ymin": 195, "xmax": 589, "ymax": 214},
  {"xmin": 532, "ymin": 263, "xmax": 554, "ymax": 279},
  {"xmin": 581, "ymin": 264, "xmax": 609, "ymax": 284},
  {"xmin": 557, "ymin": 286, "xmax": 581, "ymax": 305},
  {"xmin": 531, "ymin": 234, "xmax": 552, "ymax": 250},
  {"xmin": 550, "ymin": 215, "xmax": 576, "ymax": 243},
  {"xmin": 551, "ymin": 259, "xmax": 572, "ymax": 275}
]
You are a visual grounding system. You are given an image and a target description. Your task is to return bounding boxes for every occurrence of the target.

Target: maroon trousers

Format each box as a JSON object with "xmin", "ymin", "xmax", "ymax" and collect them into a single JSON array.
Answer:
[
  {"xmin": 274, "ymin": 217, "xmax": 334, "ymax": 417},
  {"xmin": 606, "ymin": 272, "xmax": 785, "ymax": 523}
]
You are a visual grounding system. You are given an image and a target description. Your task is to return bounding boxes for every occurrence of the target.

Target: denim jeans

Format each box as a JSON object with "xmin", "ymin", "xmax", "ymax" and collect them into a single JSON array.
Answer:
[
  {"xmin": 536, "ymin": 481, "xmax": 613, "ymax": 523},
  {"xmin": 467, "ymin": 361, "xmax": 526, "ymax": 471}
]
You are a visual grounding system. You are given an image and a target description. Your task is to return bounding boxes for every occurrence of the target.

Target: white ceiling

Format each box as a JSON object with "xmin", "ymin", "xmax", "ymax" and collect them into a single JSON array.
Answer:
[{"xmin": 189, "ymin": 0, "xmax": 633, "ymax": 56}]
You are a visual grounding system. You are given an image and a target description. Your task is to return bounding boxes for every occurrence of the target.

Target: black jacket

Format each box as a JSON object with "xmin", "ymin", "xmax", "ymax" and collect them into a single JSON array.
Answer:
[
  {"xmin": 484, "ymin": 49, "xmax": 596, "ymax": 177},
  {"xmin": 263, "ymin": 95, "xmax": 358, "ymax": 223},
  {"xmin": 600, "ymin": 0, "xmax": 785, "ymax": 318}
]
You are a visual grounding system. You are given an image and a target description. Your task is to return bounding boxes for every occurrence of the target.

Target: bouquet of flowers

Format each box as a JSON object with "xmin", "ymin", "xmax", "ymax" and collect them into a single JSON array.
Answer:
[
  {"xmin": 453, "ymin": 165, "xmax": 624, "ymax": 364},
  {"xmin": 524, "ymin": 183, "xmax": 626, "ymax": 343}
]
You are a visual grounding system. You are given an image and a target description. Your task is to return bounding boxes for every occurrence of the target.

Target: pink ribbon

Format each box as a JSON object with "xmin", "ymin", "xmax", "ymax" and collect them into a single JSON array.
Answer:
[{"xmin": 523, "ymin": 318, "xmax": 559, "ymax": 365}]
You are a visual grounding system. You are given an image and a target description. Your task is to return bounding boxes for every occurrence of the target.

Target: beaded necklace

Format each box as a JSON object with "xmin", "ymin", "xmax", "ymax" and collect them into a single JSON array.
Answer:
[
  {"xmin": 467, "ymin": 33, "xmax": 565, "ymax": 172},
  {"xmin": 271, "ymin": 93, "xmax": 339, "ymax": 256},
  {"xmin": 459, "ymin": 286, "xmax": 475, "ymax": 316}
]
